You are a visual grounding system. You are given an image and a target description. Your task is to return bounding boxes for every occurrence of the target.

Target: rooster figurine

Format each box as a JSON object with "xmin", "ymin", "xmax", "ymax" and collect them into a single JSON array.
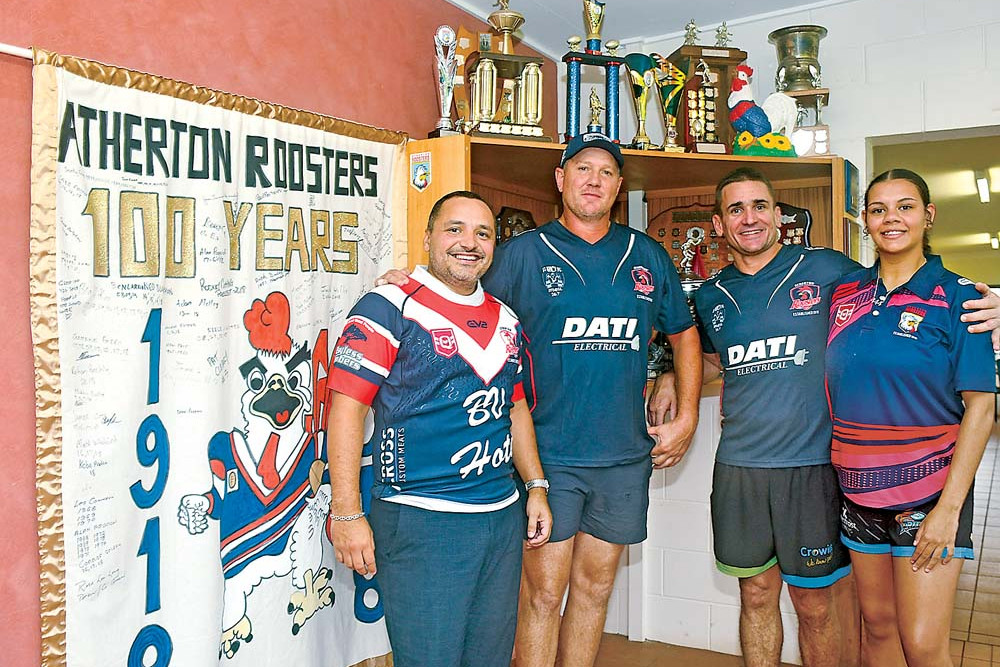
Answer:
[{"xmin": 727, "ymin": 64, "xmax": 799, "ymax": 156}]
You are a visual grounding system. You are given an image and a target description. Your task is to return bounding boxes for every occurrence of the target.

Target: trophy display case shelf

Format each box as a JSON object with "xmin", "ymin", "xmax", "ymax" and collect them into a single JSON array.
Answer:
[{"xmin": 405, "ymin": 134, "xmax": 852, "ymax": 265}]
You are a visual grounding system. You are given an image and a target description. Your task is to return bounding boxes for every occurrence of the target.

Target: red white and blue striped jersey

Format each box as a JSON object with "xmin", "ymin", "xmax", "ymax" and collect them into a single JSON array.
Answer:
[
  {"xmin": 207, "ymin": 430, "xmax": 322, "ymax": 580},
  {"xmin": 826, "ymin": 255, "xmax": 996, "ymax": 509},
  {"xmin": 329, "ymin": 266, "xmax": 525, "ymax": 512}
]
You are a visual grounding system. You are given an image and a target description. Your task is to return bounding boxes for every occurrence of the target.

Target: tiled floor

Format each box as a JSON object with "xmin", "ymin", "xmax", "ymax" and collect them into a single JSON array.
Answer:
[
  {"xmin": 951, "ymin": 420, "xmax": 1000, "ymax": 665},
  {"xmin": 593, "ymin": 633, "xmax": 798, "ymax": 667},
  {"xmin": 596, "ymin": 421, "xmax": 1000, "ymax": 667}
]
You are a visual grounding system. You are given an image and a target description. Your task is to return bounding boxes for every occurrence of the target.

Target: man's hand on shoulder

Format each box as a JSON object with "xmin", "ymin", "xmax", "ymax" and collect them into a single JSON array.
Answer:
[
  {"xmin": 961, "ymin": 282, "xmax": 1000, "ymax": 351},
  {"xmin": 374, "ymin": 268, "xmax": 412, "ymax": 287},
  {"xmin": 648, "ymin": 411, "xmax": 698, "ymax": 469}
]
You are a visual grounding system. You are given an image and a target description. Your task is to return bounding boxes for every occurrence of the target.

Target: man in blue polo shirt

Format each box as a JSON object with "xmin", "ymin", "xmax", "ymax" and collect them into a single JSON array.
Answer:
[
  {"xmin": 484, "ymin": 133, "xmax": 703, "ymax": 667},
  {"xmin": 693, "ymin": 168, "xmax": 856, "ymax": 667},
  {"xmin": 658, "ymin": 167, "xmax": 1000, "ymax": 667}
]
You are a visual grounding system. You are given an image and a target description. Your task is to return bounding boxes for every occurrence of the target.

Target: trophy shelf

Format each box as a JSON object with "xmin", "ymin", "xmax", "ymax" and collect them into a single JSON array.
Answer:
[{"xmin": 405, "ymin": 135, "xmax": 850, "ymax": 265}]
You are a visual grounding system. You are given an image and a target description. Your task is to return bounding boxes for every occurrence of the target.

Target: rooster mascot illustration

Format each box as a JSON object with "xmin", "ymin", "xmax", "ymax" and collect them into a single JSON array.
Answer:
[
  {"xmin": 178, "ymin": 291, "xmax": 334, "ymax": 659},
  {"xmin": 728, "ymin": 64, "xmax": 798, "ymax": 156}
]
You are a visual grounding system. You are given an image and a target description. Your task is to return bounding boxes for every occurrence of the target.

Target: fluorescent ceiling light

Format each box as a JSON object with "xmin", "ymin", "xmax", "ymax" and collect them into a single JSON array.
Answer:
[
  {"xmin": 975, "ymin": 169, "xmax": 990, "ymax": 203},
  {"xmin": 992, "ymin": 236, "xmax": 1000, "ymax": 250}
]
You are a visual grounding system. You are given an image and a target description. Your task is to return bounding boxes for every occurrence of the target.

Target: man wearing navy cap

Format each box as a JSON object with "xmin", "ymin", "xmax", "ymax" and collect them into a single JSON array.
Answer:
[
  {"xmin": 374, "ymin": 133, "xmax": 703, "ymax": 666},
  {"xmin": 483, "ymin": 132, "xmax": 703, "ymax": 666}
]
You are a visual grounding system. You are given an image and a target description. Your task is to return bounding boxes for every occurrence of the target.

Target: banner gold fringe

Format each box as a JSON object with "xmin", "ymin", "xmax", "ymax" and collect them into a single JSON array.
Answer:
[{"xmin": 30, "ymin": 54, "xmax": 67, "ymax": 667}]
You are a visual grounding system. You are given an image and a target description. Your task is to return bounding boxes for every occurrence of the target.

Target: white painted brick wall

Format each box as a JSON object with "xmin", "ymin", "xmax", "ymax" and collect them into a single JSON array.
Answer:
[{"xmin": 558, "ymin": 0, "xmax": 1000, "ymax": 179}]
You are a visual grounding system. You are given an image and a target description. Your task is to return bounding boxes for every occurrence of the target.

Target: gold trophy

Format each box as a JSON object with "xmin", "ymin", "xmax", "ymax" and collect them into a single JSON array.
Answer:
[
  {"xmin": 623, "ymin": 53, "xmax": 658, "ymax": 150},
  {"xmin": 587, "ymin": 89, "xmax": 605, "ymax": 133},
  {"xmin": 466, "ymin": 0, "xmax": 548, "ymax": 140},
  {"xmin": 488, "ymin": 0, "xmax": 524, "ymax": 56},
  {"xmin": 583, "ymin": 0, "xmax": 606, "ymax": 50}
]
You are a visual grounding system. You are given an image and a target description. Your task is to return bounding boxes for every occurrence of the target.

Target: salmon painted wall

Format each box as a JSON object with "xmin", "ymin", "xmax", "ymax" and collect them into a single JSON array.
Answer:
[{"xmin": 0, "ymin": 1, "xmax": 557, "ymax": 664}]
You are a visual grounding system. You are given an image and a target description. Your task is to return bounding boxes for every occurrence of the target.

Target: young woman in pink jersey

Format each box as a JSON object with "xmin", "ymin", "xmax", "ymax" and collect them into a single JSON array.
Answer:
[{"xmin": 826, "ymin": 169, "xmax": 996, "ymax": 667}]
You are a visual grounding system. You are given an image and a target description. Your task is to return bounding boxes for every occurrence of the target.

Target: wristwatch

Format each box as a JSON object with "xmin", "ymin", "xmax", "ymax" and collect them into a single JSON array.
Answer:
[{"xmin": 524, "ymin": 478, "xmax": 550, "ymax": 493}]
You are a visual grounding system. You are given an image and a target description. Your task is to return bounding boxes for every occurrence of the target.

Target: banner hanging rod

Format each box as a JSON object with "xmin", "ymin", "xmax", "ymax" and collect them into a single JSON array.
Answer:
[{"xmin": 0, "ymin": 42, "xmax": 32, "ymax": 60}]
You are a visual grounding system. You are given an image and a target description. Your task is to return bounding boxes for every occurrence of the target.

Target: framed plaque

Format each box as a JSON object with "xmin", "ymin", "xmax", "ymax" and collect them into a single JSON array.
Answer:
[
  {"xmin": 495, "ymin": 206, "xmax": 536, "ymax": 244},
  {"xmin": 775, "ymin": 201, "xmax": 813, "ymax": 247},
  {"xmin": 667, "ymin": 44, "xmax": 749, "ymax": 149},
  {"xmin": 647, "ymin": 202, "xmax": 729, "ymax": 278}
]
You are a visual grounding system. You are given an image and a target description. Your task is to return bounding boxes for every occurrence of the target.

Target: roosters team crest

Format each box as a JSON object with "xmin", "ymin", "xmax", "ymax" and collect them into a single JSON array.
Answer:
[
  {"xmin": 177, "ymin": 292, "xmax": 336, "ymax": 658},
  {"xmin": 631, "ymin": 266, "xmax": 655, "ymax": 296},
  {"xmin": 500, "ymin": 328, "xmax": 519, "ymax": 357},
  {"xmin": 789, "ymin": 282, "xmax": 821, "ymax": 311}
]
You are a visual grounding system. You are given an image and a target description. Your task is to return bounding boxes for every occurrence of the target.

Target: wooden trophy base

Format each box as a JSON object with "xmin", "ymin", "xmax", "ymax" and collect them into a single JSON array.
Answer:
[{"xmin": 469, "ymin": 121, "xmax": 551, "ymax": 142}]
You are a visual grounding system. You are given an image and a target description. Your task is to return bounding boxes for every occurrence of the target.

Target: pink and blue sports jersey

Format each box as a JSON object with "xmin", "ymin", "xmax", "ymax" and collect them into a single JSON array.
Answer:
[
  {"xmin": 826, "ymin": 255, "xmax": 996, "ymax": 510},
  {"xmin": 483, "ymin": 220, "xmax": 693, "ymax": 467},
  {"xmin": 693, "ymin": 244, "xmax": 860, "ymax": 467},
  {"xmin": 329, "ymin": 266, "xmax": 524, "ymax": 512}
]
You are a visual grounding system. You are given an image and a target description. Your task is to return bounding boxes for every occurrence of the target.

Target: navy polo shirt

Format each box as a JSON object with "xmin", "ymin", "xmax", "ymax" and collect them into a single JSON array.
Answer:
[
  {"xmin": 483, "ymin": 220, "xmax": 694, "ymax": 467},
  {"xmin": 693, "ymin": 244, "xmax": 860, "ymax": 467},
  {"xmin": 826, "ymin": 255, "xmax": 996, "ymax": 509}
]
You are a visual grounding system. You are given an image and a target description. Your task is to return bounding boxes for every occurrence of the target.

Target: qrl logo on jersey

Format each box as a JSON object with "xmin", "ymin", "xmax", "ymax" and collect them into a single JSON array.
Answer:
[
  {"xmin": 790, "ymin": 282, "xmax": 821, "ymax": 310},
  {"xmin": 834, "ymin": 303, "xmax": 855, "ymax": 327},
  {"xmin": 431, "ymin": 328, "xmax": 458, "ymax": 358},
  {"xmin": 631, "ymin": 266, "xmax": 655, "ymax": 295}
]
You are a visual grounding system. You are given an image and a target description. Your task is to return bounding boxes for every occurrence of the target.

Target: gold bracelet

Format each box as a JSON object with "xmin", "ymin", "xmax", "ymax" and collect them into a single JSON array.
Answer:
[{"xmin": 330, "ymin": 512, "xmax": 365, "ymax": 521}]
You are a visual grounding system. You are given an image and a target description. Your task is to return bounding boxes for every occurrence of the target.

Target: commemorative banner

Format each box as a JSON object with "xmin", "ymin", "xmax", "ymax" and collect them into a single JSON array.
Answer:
[{"xmin": 30, "ymin": 50, "xmax": 405, "ymax": 667}]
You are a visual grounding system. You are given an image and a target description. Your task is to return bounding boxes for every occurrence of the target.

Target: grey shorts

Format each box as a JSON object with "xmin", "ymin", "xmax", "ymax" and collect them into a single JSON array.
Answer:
[
  {"xmin": 538, "ymin": 459, "xmax": 652, "ymax": 544},
  {"xmin": 711, "ymin": 462, "xmax": 851, "ymax": 588}
]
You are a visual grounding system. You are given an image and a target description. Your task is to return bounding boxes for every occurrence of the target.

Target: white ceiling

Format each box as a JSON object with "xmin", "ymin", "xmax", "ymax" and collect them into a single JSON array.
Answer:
[{"xmin": 443, "ymin": 0, "xmax": 842, "ymax": 59}]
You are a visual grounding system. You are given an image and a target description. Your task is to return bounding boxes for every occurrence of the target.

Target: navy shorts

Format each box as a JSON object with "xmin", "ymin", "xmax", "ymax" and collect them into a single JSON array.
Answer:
[
  {"xmin": 540, "ymin": 459, "xmax": 652, "ymax": 544},
  {"xmin": 711, "ymin": 463, "xmax": 851, "ymax": 588},
  {"xmin": 368, "ymin": 499, "xmax": 523, "ymax": 667},
  {"xmin": 840, "ymin": 491, "xmax": 975, "ymax": 560}
]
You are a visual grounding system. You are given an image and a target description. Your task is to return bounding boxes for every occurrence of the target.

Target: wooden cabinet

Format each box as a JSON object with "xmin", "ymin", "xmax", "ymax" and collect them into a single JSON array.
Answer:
[{"xmin": 404, "ymin": 134, "xmax": 856, "ymax": 267}]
